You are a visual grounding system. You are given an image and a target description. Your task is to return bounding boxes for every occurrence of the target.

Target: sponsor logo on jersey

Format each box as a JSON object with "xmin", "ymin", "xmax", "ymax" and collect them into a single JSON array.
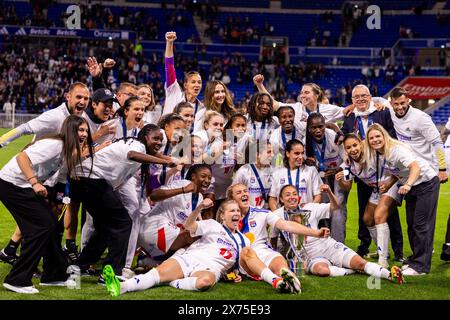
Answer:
[
  {"xmin": 177, "ymin": 211, "xmax": 188, "ymax": 221},
  {"xmin": 396, "ymin": 132, "xmax": 412, "ymax": 141},
  {"xmin": 250, "ymin": 177, "xmax": 256, "ymax": 184},
  {"xmin": 299, "ymin": 187, "xmax": 307, "ymax": 193},
  {"xmin": 280, "ymin": 178, "xmax": 285, "ymax": 184},
  {"xmin": 249, "ymin": 219, "xmax": 257, "ymax": 228},
  {"xmin": 217, "ymin": 237, "xmax": 234, "ymax": 248}
]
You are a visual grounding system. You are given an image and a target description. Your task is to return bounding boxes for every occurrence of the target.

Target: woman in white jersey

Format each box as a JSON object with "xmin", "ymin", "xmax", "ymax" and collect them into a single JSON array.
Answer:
[
  {"xmin": 271, "ymin": 185, "xmax": 404, "ymax": 284},
  {"xmin": 0, "ymin": 115, "xmax": 93, "ymax": 294},
  {"xmin": 365, "ymin": 124, "xmax": 440, "ymax": 276},
  {"xmin": 193, "ymin": 80, "xmax": 236, "ymax": 132},
  {"xmin": 269, "ymin": 139, "xmax": 322, "ymax": 211},
  {"xmin": 163, "ymin": 31, "xmax": 204, "ymax": 118},
  {"xmin": 246, "ymin": 93, "xmax": 279, "ymax": 143},
  {"xmin": 138, "ymin": 84, "xmax": 162, "ymax": 125},
  {"xmin": 174, "ymin": 102, "xmax": 195, "ymax": 132},
  {"xmin": 335, "ymin": 133, "xmax": 401, "ymax": 268},
  {"xmin": 305, "ymin": 113, "xmax": 348, "ymax": 243}
]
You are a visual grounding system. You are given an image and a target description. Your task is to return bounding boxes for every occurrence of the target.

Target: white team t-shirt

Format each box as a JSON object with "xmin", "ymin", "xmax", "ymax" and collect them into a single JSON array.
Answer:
[
  {"xmin": 147, "ymin": 179, "xmax": 204, "ymax": 227},
  {"xmin": 270, "ymin": 122, "xmax": 306, "ymax": 156},
  {"xmin": 279, "ymin": 102, "xmax": 343, "ymax": 124},
  {"xmin": 310, "ymin": 129, "xmax": 345, "ymax": 171},
  {"xmin": 233, "ymin": 164, "xmax": 273, "ymax": 209},
  {"xmin": 238, "ymin": 207, "xmax": 281, "ymax": 250},
  {"xmin": 270, "ymin": 165, "xmax": 322, "ymax": 204},
  {"xmin": 76, "ymin": 139, "xmax": 146, "ymax": 189},
  {"xmin": 143, "ymin": 106, "xmax": 162, "ymax": 125},
  {"xmin": 246, "ymin": 117, "xmax": 279, "ymax": 142},
  {"xmin": 382, "ymin": 144, "xmax": 437, "ymax": 186},
  {"xmin": 389, "ymin": 106, "xmax": 441, "ymax": 171},
  {"xmin": 0, "ymin": 138, "xmax": 64, "ymax": 188},
  {"xmin": 28, "ymin": 103, "xmax": 71, "ymax": 139},
  {"xmin": 163, "ymin": 81, "xmax": 204, "ymax": 117}
]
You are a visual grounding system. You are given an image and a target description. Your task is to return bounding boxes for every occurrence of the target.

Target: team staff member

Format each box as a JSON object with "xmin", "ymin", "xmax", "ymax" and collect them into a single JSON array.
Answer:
[
  {"xmin": 388, "ymin": 87, "xmax": 448, "ymax": 183},
  {"xmin": 340, "ymin": 84, "xmax": 403, "ymax": 261},
  {"xmin": 0, "ymin": 115, "xmax": 92, "ymax": 294},
  {"xmin": 366, "ymin": 124, "xmax": 440, "ymax": 275}
]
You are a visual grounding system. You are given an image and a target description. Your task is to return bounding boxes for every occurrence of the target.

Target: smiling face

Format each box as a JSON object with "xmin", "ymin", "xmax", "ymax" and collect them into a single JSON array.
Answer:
[
  {"xmin": 137, "ymin": 87, "xmax": 153, "ymax": 109},
  {"xmin": 78, "ymin": 122, "xmax": 89, "ymax": 145},
  {"xmin": 280, "ymin": 185, "xmax": 300, "ymax": 210},
  {"xmin": 204, "ymin": 115, "xmax": 224, "ymax": 138},
  {"xmin": 300, "ymin": 84, "xmax": 318, "ymax": 108},
  {"xmin": 92, "ymin": 100, "xmax": 113, "ymax": 121},
  {"xmin": 144, "ymin": 130, "xmax": 163, "ymax": 154},
  {"xmin": 390, "ymin": 94, "xmax": 410, "ymax": 117},
  {"xmin": 286, "ymin": 143, "xmax": 305, "ymax": 169},
  {"xmin": 124, "ymin": 100, "xmax": 145, "ymax": 128},
  {"xmin": 230, "ymin": 116, "xmax": 247, "ymax": 137},
  {"xmin": 213, "ymin": 83, "xmax": 226, "ymax": 106},
  {"xmin": 279, "ymin": 108, "xmax": 295, "ymax": 132},
  {"xmin": 67, "ymin": 86, "xmax": 90, "ymax": 116},
  {"xmin": 191, "ymin": 167, "xmax": 212, "ymax": 192},
  {"xmin": 344, "ymin": 137, "xmax": 363, "ymax": 162},
  {"xmin": 191, "ymin": 136, "xmax": 203, "ymax": 163},
  {"xmin": 352, "ymin": 86, "xmax": 372, "ymax": 112},
  {"xmin": 165, "ymin": 119, "xmax": 186, "ymax": 145},
  {"xmin": 308, "ymin": 117, "xmax": 325, "ymax": 141},
  {"xmin": 230, "ymin": 184, "xmax": 250, "ymax": 213},
  {"xmin": 184, "ymin": 73, "xmax": 202, "ymax": 98},
  {"xmin": 220, "ymin": 202, "xmax": 242, "ymax": 231},
  {"xmin": 367, "ymin": 129, "xmax": 385, "ymax": 152}
]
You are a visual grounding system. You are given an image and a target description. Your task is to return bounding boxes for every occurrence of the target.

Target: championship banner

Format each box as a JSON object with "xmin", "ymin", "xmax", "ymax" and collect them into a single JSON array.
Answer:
[{"xmin": 401, "ymin": 77, "xmax": 450, "ymax": 100}]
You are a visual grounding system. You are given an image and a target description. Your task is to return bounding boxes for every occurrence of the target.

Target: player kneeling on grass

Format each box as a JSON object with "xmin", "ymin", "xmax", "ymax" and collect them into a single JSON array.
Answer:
[{"xmin": 271, "ymin": 184, "xmax": 404, "ymax": 284}]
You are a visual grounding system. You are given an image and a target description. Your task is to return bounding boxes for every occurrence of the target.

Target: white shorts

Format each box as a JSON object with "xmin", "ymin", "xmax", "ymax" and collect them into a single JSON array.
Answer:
[
  {"xmin": 171, "ymin": 249, "xmax": 222, "ymax": 281},
  {"xmin": 305, "ymin": 239, "xmax": 357, "ymax": 273},
  {"xmin": 138, "ymin": 215, "xmax": 180, "ymax": 256},
  {"xmin": 368, "ymin": 183, "xmax": 402, "ymax": 205},
  {"xmin": 239, "ymin": 246, "xmax": 282, "ymax": 278}
]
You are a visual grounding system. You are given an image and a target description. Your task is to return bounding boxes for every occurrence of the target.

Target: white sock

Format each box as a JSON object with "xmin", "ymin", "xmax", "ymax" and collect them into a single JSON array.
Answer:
[
  {"xmin": 122, "ymin": 268, "xmax": 160, "ymax": 293},
  {"xmin": 367, "ymin": 226, "xmax": 378, "ymax": 246},
  {"xmin": 169, "ymin": 277, "xmax": 199, "ymax": 291},
  {"xmin": 364, "ymin": 262, "xmax": 390, "ymax": 279},
  {"xmin": 376, "ymin": 223, "xmax": 390, "ymax": 261},
  {"xmin": 329, "ymin": 266, "xmax": 356, "ymax": 277},
  {"xmin": 261, "ymin": 268, "xmax": 279, "ymax": 285}
]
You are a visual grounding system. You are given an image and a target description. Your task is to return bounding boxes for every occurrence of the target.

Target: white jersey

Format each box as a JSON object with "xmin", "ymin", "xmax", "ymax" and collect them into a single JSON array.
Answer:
[
  {"xmin": 279, "ymin": 102, "xmax": 344, "ymax": 124},
  {"xmin": 239, "ymin": 207, "xmax": 281, "ymax": 251},
  {"xmin": 187, "ymin": 219, "xmax": 250, "ymax": 273},
  {"xmin": 143, "ymin": 106, "xmax": 162, "ymax": 125},
  {"xmin": 81, "ymin": 113, "xmax": 116, "ymax": 146},
  {"xmin": 382, "ymin": 144, "xmax": 437, "ymax": 186},
  {"xmin": 147, "ymin": 179, "xmax": 203, "ymax": 226},
  {"xmin": 340, "ymin": 156, "xmax": 391, "ymax": 188},
  {"xmin": 270, "ymin": 122, "xmax": 306, "ymax": 156},
  {"xmin": 76, "ymin": 139, "xmax": 145, "ymax": 189},
  {"xmin": 270, "ymin": 165, "xmax": 322, "ymax": 204},
  {"xmin": 246, "ymin": 117, "xmax": 279, "ymax": 142},
  {"xmin": 233, "ymin": 164, "xmax": 273, "ymax": 209},
  {"xmin": 104, "ymin": 117, "xmax": 139, "ymax": 141},
  {"xmin": 0, "ymin": 138, "xmax": 63, "ymax": 188},
  {"xmin": 163, "ymin": 81, "xmax": 204, "ymax": 117},
  {"xmin": 389, "ymin": 106, "xmax": 441, "ymax": 171},
  {"xmin": 311, "ymin": 129, "xmax": 345, "ymax": 171},
  {"xmin": 211, "ymin": 148, "xmax": 236, "ymax": 200},
  {"xmin": 28, "ymin": 103, "xmax": 71, "ymax": 139}
]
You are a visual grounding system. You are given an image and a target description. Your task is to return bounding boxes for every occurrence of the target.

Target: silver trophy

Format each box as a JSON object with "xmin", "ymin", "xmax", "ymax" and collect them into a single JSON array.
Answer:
[{"xmin": 284, "ymin": 206, "xmax": 311, "ymax": 277}]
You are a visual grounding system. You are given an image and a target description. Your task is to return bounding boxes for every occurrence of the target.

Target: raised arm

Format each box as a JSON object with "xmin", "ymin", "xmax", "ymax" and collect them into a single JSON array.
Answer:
[
  {"xmin": 253, "ymin": 74, "xmax": 281, "ymax": 111},
  {"xmin": 319, "ymin": 184, "xmax": 340, "ymax": 211},
  {"xmin": 184, "ymin": 198, "xmax": 214, "ymax": 233},
  {"xmin": 165, "ymin": 31, "xmax": 178, "ymax": 88}
]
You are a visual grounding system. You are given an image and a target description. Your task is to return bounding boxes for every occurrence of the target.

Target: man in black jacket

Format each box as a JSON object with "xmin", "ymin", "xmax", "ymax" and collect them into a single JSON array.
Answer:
[{"xmin": 341, "ymin": 84, "xmax": 404, "ymax": 262}]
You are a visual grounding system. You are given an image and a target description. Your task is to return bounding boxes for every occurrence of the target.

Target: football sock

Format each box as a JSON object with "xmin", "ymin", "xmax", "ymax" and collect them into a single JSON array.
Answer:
[
  {"xmin": 261, "ymin": 268, "xmax": 278, "ymax": 285},
  {"xmin": 376, "ymin": 223, "xmax": 390, "ymax": 261},
  {"xmin": 169, "ymin": 277, "xmax": 199, "ymax": 291},
  {"xmin": 122, "ymin": 268, "xmax": 160, "ymax": 293},
  {"xmin": 364, "ymin": 262, "xmax": 390, "ymax": 279},
  {"xmin": 4, "ymin": 239, "xmax": 19, "ymax": 256},
  {"xmin": 367, "ymin": 226, "xmax": 378, "ymax": 247},
  {"xmin": 329, "ymin": 266, "xmax": 355, "ymax": 277}
]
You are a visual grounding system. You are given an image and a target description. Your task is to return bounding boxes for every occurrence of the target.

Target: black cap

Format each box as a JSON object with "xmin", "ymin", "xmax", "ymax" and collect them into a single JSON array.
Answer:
[{"xmin": 92, "ymin": 88, "xmax": 117, "ymax": 103}]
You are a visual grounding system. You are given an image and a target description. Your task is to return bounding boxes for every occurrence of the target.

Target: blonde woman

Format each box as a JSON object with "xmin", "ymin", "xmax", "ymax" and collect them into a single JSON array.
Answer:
[
  {"xmin": 138, "ymin": 84, "xmax": 162, "ymax": 125},
  {"xmin": 365, "ymin": 124, "xmax": 439, "ymax": 276}
]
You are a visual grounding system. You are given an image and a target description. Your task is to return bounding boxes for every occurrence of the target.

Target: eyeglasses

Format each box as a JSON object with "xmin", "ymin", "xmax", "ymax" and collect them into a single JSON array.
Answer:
[{"xmin": 352, "ymin": 94, "xmax": 370, "ymax": 100}]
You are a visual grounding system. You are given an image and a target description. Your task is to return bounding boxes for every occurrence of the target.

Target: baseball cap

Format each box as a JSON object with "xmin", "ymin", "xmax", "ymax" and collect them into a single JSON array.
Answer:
[{"xmin": 92, "ymin": 88, "xmax": 117, "ymax": 103}]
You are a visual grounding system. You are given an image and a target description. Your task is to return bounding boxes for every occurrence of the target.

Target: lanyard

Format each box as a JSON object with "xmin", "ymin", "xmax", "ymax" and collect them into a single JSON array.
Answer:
[
  {"xmin": 238, "ymin": 207, "xmax": 252, "ymax": 234},
  {"xmin": 313, "ymin": 138, "xmax": 327, "ymax": 172},
  {"xmin": 375, "ymin": 152, "xmax": 386, "ymax": 193},
  {"xmin": 191, "ymin": 193, "xmax": 199, "ymax": 212},
  {"xmin": 222, "ymin": 225, "xmax": 246, "ymax": 270},
  {"xmin": 121, "ymin": 118, "xmax": 137, "ymax": 141},
  {"xmin": 355, "ymin": 114, "xmax": 373, "ymax": 140},
  {"xmin": 250, "ymin": 164, "xmax": 267, "ymax": 201},
  {"xmin": 306, "ymin": 104, "xmax": 319, "ymax": 115},
  {"xmin": 281, "ymin": 126, "xmax": 296, "ymax": 149},
  {"xmin": 159, "ymin": 143, "xmax": 171, "ymax": 184},
  {"xmin": 253, "ymin": 121, "xmax": 266, "ymax": 140},
  {"xmin": 63, "ymin": 175, "xmax": 71, "ymax": 204},
  {"xmin": 287, "ymin": 168, "xmax": 300, "ymax": 193}
]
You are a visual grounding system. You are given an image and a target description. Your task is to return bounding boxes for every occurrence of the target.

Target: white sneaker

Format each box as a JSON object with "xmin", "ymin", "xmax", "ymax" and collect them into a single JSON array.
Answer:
[
  {"xmin": 122, "ymin": 268, "xmax": 135, "ymax": 279},
  {"xmin": 40, "ymin": 279, "xmax": 77, "ymax": 287},
  {"xmin": 3, "ymin": 283, "xmax": 39, "ymax": 294},
  {"xmin": 402, "ymin": 267, "xmax": 426, "ymax": 276}
]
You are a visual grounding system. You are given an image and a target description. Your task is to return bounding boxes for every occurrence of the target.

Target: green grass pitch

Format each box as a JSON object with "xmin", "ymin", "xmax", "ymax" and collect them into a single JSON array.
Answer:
[{"xmin": 0, "ymin": 129, "xmax": 449, "ymax": 300}]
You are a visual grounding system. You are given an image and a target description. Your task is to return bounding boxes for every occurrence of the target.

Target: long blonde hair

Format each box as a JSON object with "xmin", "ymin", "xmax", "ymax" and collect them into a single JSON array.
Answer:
[
  {"xmin": 364, "ymin": 123, "xmax": 410, "ymax": 161},
  {"xmin": 138, "ymin": 84, "xmax": 156, "ymax": 111}
]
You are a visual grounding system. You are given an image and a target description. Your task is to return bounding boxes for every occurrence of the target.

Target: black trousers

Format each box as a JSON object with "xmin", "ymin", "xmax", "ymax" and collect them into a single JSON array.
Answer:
[
  {"xmin": 70, "ymin": 178, "xmax": 131, "ymax": 275},
  {"xmin": 404, "ymin": 176, "xmax": 440, "ymax": 273},
  {"xmin": 0, "ymin": 179, "xmax": 68, "ymax": 287},
  {"xmin": 356, "ymin": 179, "xmax": 404, "ymax": 257}
]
